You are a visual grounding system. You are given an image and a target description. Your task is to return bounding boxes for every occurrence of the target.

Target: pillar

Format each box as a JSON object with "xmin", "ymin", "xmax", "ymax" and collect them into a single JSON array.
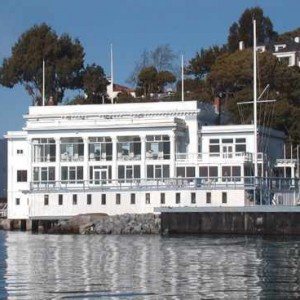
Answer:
[
  {"xmin": 112, "ymin": 137, "xmax": 118, "ymax": 183},
  {"xmin": 170, "ymin": 131, "xmax": 176, "ymax": 178},
  {"xmin": 141, "ymin": 135, "xmax": 146, "ymax": 180}
]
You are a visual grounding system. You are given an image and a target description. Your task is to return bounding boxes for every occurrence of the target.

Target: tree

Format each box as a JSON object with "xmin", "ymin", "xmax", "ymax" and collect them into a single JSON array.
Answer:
[
  {"xmin": 136, "ymin": 66, "xmax": 177, "ymax": 96},
  {"xmin": 127, "ymin": 44, "xmax": 177, "ymax": 86},
  {"xmin": 137, "ymin": 66, "xmax": 158, "ymax": 96},
  {"xmin": 276, "ymin": 27, "xmax": 300, "ymax": 43},
  {"xmin": 227, "ymin": 7, "xmax": 277, "ymax": 52},
  {"xmin": 207, "ymin": 49, "xmax": 300, "ymax": 142},
  {"xmin": 82, "ymin": 64, "xmax": 109, "ymax": 104},
  {"xmin": 0, "ymin": 23, "xmax": 85, "ymax": 105},
  {"xmin": 187, "ymin": 46, "xmax": 227, "ymax": 79}
]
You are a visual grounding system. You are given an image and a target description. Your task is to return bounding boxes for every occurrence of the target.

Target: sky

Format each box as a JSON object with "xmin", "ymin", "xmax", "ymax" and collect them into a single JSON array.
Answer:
[{"xmin": 0, "ymin": 0, "xmax": 299, "ymax": 137}]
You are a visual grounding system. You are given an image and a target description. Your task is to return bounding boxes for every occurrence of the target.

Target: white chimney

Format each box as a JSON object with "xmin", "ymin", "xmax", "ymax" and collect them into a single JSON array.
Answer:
[
  {"xmin": 239, "ymin": 41, "xmax": 244, "ymax": 51},
  {"xmin": 295, "ymin": 37, "xmax": 300, "ymax": 43}
]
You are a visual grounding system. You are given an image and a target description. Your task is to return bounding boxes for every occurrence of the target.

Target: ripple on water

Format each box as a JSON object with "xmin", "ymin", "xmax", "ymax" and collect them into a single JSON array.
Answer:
[{"xmin": 0, "ymin": 232, "xmax": 300, "ymax": 299}]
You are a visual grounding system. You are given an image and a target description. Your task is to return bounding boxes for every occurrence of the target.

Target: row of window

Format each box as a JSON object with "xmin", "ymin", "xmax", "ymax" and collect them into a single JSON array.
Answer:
[
  {"xmin": 19, "ymin": 165, "xmax": 243, "ymax": 183},
  {"xmin": 15, "ymin": 192, "xmax": 228, "ymax": 206}
]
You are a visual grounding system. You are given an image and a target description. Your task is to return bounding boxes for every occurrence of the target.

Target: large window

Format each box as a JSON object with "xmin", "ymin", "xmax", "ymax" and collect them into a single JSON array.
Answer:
[
  {"xmin": 33, "ymin": 167, "xmax": 55, "ymax": 182},
  {"xmin": 89, "ymin": 137, "xmax": 112, "ymax": 161},
  {"xmin": 117, "ymin": 136, "xmax": 141, "ymax": 160},
  {"xmin": 118, "ymin": 165, "xmax": 140, "ymax": 183},
  {"xmin": 146, "ymin": 135, "xmax": 170, "ymax": 160},
  {"xmin": 61, "ymin": 138, "xmax": 84, "ymax": 162},
  {"xmin": 61, "ymin": 166, "xmax": 83, "ymax": 183},
  {"xmin": 147, "ymin": 165, "xmax": 169, "ymax": 179},
  {"xmin": 17, "ymin": 170, "xmax": 27, "ymax": 182},
  {"xmin": 176, "ymin": 167, "xmax": 195, "ymax": 179},
  {"xmin": 33, "ymin": 138, "xmax": 56, "ymax": 162},
  {"xmin": 199, "ymin": 166, "xmax": 218, "ymax": 181},
  {"xmin": 222, "ymin": 166, "xmax": 241, "ymax": 182}
]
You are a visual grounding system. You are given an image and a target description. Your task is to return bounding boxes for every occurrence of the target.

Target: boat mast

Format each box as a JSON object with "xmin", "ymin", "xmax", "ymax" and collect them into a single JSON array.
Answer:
[{"xmin": 253, "ymin": 19, "xmax": 258, "ymax": 178}]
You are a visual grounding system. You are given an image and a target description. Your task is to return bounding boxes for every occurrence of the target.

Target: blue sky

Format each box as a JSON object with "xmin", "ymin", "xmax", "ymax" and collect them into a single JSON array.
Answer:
[{"xmin": 0, "ymin": 0, "xmax": 299, "ymax": 136}]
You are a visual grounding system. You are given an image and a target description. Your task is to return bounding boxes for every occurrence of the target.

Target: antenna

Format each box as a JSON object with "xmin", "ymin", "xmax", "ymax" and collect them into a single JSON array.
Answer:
[
  {"xmin": 181, "ymin": 54, "xmax": 184, "ymax": 102},
  {"xmin": 42, "ymin": 59, "xmax": 45, "ymax": 106},
  {"xmin": 110, "ymin": 44, "xmax": 114, "ymax": 104}
]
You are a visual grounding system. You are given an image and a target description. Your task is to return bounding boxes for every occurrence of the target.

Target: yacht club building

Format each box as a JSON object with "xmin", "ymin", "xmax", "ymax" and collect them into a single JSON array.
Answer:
[{"xmin": 6, "ymin": 101, "xmax": 285, "ymax": 220}]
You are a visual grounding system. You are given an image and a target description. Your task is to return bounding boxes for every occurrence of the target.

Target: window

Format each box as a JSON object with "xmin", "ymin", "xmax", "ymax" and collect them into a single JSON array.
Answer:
[
  {"xmin": 222, "ymin": 192, "xmax": 227, "ymax": 204},
  {"xmin": 176, "ymin": 193, "xmax": 181, "ymax": 204},
  {"xmin": 199, "ymin": 166, "xmax": 218, "ymax": 180},
  {"xmin": 101, "ymin": 194, "xmax": 106, "ymax": 205},
  {"xmin": 58, "ymin": 194, "xmax": 63, "ymax": 205},
  {"xmin": 118, "ymin": 165, "xmax": 140, "ymax": 183},
  {"xmin": 16, "ymin": 198, "xmax": 20, "ymax": 205},
  {"xmin": 146, "ymin": 135, "xmax": 170, "ymax": 160},
  {"xmin": 17, "ymin": 149, "xmax": 23, "ymax": 155},
  {"xmin": 131, "ymin": 193, "xmax": 136, "ymax": 204},
  {"xmin": 44, "ymin": 195, "xmax": 49, "ymax": 206},
  {"xmin": 73, "ymin": 194, "xmax": 77, "ymax": 205},
  {"xmin": 32, "ymin": 138, "xmax": 56, "ymax": 162},
  {"xmin": 176, "ymin": 167, "xmax": 195, "ymax": 182},
  {"xmin": 33, "ymin": 167, "xmax": 55, "ymax": 182},
  {"xmin": 147, "ymin": 165, "xmax": 169, "ymax": 179},
  {"xmin": 235, "ymin": 138, "xmax": 246, "ymax": 153},
  {"xmin": 206, "ymin": 192, "xmax": 211, "ymax": 204},
  {"xmin": 160, "ymin": 193, "xmax": 165, "ymax": 205},
  {"xmin": 61, "ymin": 166, "xmax": 83, "ymax": 183},
  {"xmin": 60, "ymin": 137, "xmax": 84, "ymax": 162},
  {"xmin": 89, "ymin": 137, "xmax": 112, "ymax": 161},
  {"xmin": 17, "ymin": 170, "xmax": 27, "ymax": 182},
  {"xmin": 209, "ymin": 139, "xmax": 220, "ymax": 157},
  {"xmin": 117, "ymin": 136, "xmax": 141, "ymax": 160},
  {"xmin": 145, "ymin": 193, "xmax": 150, "ymax": 204},
  {"xmin": 116, "ymin": 194, "xmax": 121, "ymax": 205},
  {"xmin": 87, "ymin": 194, "xmax": 92, "ymax": 205},
  {"xmin": 191, "ymin": 192, "xmax": 196, "ymax": 204},
  {"xmin": 222, "ymin": 166, "xmax": 241, "ymax": 182}
]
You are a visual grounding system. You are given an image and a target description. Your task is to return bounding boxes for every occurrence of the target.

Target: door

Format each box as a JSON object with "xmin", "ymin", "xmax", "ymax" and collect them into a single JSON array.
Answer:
[
  {"xmin": 94, "ymin": 169, "xmax": 107, "ymax": 185},
  {"xmin": 222, "ymin": 145, "xmax": 233, "ymax": 159}
]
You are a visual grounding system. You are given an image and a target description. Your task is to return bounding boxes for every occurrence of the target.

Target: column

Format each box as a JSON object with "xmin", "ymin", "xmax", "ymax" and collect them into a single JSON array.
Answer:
[
  {"xmin": 170, "ymin": 131, "xmax": 176, "ymax": 178},
  {"xmin": 83, "ymin": 137, "xmax": 89, "ymax": 183},
  {"xmin": 55, "ymin": 138, "xmax": 60, "ymax": 185},
  {"xmin": 112, "ymin": 136, "xmax": 118, "ymax": 183},
  {"xmin": 141, "ymin": 135, "xmax": 146, "ymax": 180}
]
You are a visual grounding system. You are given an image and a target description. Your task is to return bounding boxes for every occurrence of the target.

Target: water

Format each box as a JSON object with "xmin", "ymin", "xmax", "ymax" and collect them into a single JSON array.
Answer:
[{"xmin": 0, "ymin": 232, "xmax": 300, "ymax": 299}]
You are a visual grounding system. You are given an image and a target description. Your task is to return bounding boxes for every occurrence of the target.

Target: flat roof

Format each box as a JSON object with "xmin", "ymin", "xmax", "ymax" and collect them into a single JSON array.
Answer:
[{"xmin": 155, "ymin": 206, "xmax": 300, "ymax": 213}]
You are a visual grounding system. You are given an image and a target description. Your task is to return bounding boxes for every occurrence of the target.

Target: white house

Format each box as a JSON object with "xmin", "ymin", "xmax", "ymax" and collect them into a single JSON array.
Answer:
[{"xmin": 5, "ymin": 100, "xmax": 286, "ymax": 221}]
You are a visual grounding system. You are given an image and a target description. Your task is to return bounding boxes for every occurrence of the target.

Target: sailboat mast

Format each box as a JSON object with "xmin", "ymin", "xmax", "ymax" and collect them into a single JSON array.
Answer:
[{"xmin": 253, "ymin": 19, "xmax": 258, "ymax": 178}]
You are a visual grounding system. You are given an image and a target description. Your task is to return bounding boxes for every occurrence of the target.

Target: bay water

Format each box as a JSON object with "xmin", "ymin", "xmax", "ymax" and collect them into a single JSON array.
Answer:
[{"xmin": 0, "ymin": 231, "xmax": 300, "ymax": 299}]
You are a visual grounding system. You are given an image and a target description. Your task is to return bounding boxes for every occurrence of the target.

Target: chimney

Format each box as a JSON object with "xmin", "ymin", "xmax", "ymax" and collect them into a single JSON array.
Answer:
[
  {"xmin": 214, "ymin": 96, "xmax": 220, "ymax": 114},
  {"xmin": 295, "ymin": 37, "xmax": 300, "ymax": 43},
  {"xmin": 239, "ymin": 41, "xmax": 244, "ymax": 51}
]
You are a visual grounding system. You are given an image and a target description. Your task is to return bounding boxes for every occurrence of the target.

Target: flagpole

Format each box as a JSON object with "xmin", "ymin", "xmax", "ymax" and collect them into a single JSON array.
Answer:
[
  {"xmin": 111, "ymin": 44, "xmax": 114, "ymax": 104},
  {"xmin": 42, "ymin": 59, "xmax": 45, "ymax": 106},
  {"xmin": 181, "ymin": 54, "xmax": 184, "ymax": 102}
]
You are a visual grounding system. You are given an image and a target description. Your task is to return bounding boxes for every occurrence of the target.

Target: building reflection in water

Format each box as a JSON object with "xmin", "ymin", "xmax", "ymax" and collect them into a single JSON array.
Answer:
[{"xmin": 3, "ymin": 232, "xmax": 300, "ymax": 299}]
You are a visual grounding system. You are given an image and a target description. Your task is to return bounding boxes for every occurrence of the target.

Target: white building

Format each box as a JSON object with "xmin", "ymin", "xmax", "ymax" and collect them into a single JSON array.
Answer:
[{"xmin": 6, "ymin": 101, "xmax": 286, "ymax": 221}]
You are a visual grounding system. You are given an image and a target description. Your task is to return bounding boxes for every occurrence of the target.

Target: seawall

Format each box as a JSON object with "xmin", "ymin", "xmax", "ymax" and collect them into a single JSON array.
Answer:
[{"xmin": 159, "ymin": 206, "xmax": 300, "ymax": 235}]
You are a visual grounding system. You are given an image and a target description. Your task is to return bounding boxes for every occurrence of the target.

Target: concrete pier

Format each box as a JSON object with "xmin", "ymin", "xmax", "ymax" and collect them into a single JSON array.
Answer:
[{"xmin": 157, "ymin": 206, "xmax": 300, "ymax": 235}]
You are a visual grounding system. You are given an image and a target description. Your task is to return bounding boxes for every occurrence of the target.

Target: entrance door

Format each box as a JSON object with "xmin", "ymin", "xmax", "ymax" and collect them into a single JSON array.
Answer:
[
  {"xmin": 94, "ymin": 169, "xmax": 107, "ymax": 185},
  {"xmin": 222, "ymin": 145, "xmax": 233, "ymax": 159}
]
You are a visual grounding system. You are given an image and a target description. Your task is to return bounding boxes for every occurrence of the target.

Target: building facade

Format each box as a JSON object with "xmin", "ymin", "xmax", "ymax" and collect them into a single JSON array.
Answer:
[{"xmin": 6, "ymin": 101, "xmax": 285, "ymax": 220}]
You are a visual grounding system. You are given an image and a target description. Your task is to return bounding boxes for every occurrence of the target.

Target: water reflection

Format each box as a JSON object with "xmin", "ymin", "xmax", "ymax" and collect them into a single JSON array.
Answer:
[{"xmin": 1, "ymin": 232, "xmax": 300, "ymax": 299}]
